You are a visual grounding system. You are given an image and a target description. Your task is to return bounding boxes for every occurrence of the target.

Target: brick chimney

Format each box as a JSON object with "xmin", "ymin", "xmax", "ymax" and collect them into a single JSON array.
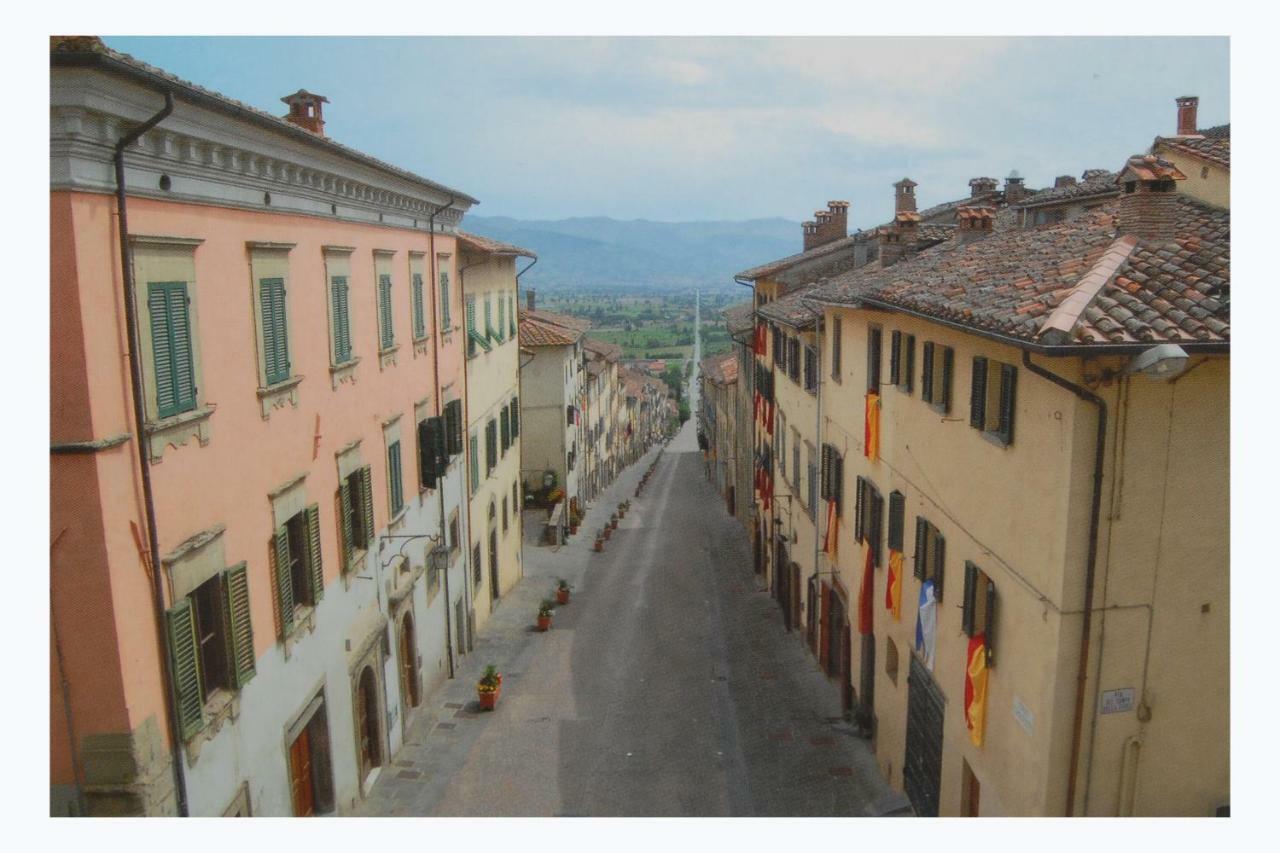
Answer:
[
  {"xmin": 968, "ymin": 177, "xmax": 997, "ymax": 198},
  {"xmin": 526, "ymin": 289, "xmax": 537, "ymax": 311},
  {"xmin": 824, "ymin": 200, "xmax": 850, "ymax": 243},
  {"xmin": 1004, "ymin": 171, "xmax": 1027, "ymax": 204},
  {"xmin": 802, "ymin": 221, "xmax": 821, "ymax": 251},
  {"xmin": 1054, "ymin": 175, "xmax": 1077, "ymax": 189},
  {"xmin": 1116, "ymin": 154, "xmax": 1187, "ymax": 243},
  {"xmin": 894, "ymin": 178, "xmax": 918, "ymax": 214},
  {"xmin": 956, "ymin": 206, "xmax": 995, "ymax": 245},
  {"xmin": 1176, "ymin": 96, "xmax": 1200, "ymax": 136},
  {"xmin": 282, "ymin": 89, "xmax": 329, "ymax": 136}
]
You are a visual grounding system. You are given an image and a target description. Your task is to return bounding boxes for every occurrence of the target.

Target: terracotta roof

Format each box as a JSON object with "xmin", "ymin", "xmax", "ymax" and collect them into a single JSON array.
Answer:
[
  {"xmin": 519, "ymin": 315, "xmax": 580, "ymax": 347},
  {"xmin": 1155, "ymin": 124, "xmax": 1230, "ymax": 169},
  {"xmin": 50, "ymin": 36, "xmax": 479, "ymax": 205},
  {"xmin": 583, "ymin": 337, "xmax": 622, "ymax": 362},
  {"xmin": 456, "ymin": 231, "xmax": 537, "ymax": 258},
  {"xmin": 758, "ymin": 284, "xmax": 821, "ymax": 329},
  {"xmin": 811, "ymin": 194, "xmax": 1228, "ymax": 349},
  {"xmin": 736, "ymin": 233, "xmax": 861, "ymax": 281},
  {"xmin": 1015, "ymin": 171, "xmax": 1120, "ymax": 209},
  {"xmin": 1118, "ymin": 154, "xmax": 1187, "ymax": 184},
  {"xmin": 701, "ymin": 352, "xmax": 739, "ymax": 385},
  {"xmin": 722, "ymin": 302, "xmax": 755, "ymax": 336},
  {"xmin": 521, "ymin": 308, "xmax": 591, "ymax": 334}
]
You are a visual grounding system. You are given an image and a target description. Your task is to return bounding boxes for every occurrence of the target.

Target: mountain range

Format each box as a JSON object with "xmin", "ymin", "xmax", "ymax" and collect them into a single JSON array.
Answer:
[{"xmin": 462, "ymin": 215, "xmax": 803, "ymax": 294}]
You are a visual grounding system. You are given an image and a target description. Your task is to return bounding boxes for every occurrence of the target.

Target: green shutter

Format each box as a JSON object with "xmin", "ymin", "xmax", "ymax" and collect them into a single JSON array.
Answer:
[
  {"xmin": 165, "ymin": 597, "xmax": 205, "ymax": 740},
  {"xmin": 412, "ymin": 273, "xmax": 426, "ymax": 340},
  {"xmin": 509, "ymin": 294, "xmax": 516, "ymax": 336},
  {"xmin": 359, "ymin": 465, "xmax": 375, "ymax": 549},
  {"xmin": 500, "ymin": 407, "xmax": 510, "ymax": 453},
  {"xmin": 941, "ymin": 347, "xmax": 954, "ymax": 414},
  {"xmin": 439, "ymin": 270, "xmax": 451, "ymax": 329},
  {"xmin": 970, "ymin": 356, "xmax": 988, "ymax": 430},
  {"xmin": 497, "ymin": 296, "xmax": 505, "ymax": 342},
  {"xmin": 149, "ymin": 281, "xmax": 197, "ymax": 418},
  {"xmin": 921, "ymin": 342, "xmax": 935, "ymax": 403},
  {"xmin": 273, "ymin": 524, "xmax": 294, "ymax": 635},
  {"xmin": 379, "ymin": 274, "xmax": 394, "ymax": 350},
  {"xmin": 339, "ymin": 479, "xmax": 355, "ymax": 571},
  {"xmin": 469, "ymin": 435, "xmax": 479, "ymax": 494},
  {"xmin": 332, "ymin": 276, "xmax": 352, "ymax": 364},
  {"xmin": 511, "ymin": 396, "xmax": 520, "ymax": 439},
  {"xmin": 998, "ymin": 364, "xmax": 1017, "ymax": 446},
  {"xmin": 305, "ymin": 503, "xmax": 324, "ymax": 604},
  {"xmin": 260, "ymin": 277, "xmax": 290, "ymax": 385},
  {"xmin": 484, "ymin": 296, "xmax": 493, "ymax": 340},
  {"xmin": 913, "ymin": 517, "xmax": 927, "ymax": 581},
  {"xmin": 222, "ymin": 562, "xmax": 256, "ymax": 688},
  {"xmin": 388, "ymin": 440, "xmax": 403, "ymax": 516},
  {"xmin": 933, "ymin": 533, "xmax": 946, "ymax": 602},
  {"xmin": 466, "ymin": 296, "xmax": 478, "ymax": 357},
  {"xmin": 985, "ymin": 579, "xmax": 997, "ymax": 665}
]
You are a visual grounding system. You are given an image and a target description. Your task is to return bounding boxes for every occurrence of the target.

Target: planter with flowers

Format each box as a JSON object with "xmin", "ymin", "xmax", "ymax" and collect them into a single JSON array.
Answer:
[
  {"xmin": 477, "ymin": 665, "xmax": 502, "ymax": 711},
  {"xmin": 556, "ymin": 579, "xmax": 572, "ymax": 605},
  {"xmin": 536, "ymin": 600, "xmax": 555, "ymax": 632}
]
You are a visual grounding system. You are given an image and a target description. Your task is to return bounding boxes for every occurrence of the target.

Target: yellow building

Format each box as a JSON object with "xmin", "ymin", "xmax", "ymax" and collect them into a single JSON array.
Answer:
[
  {"xmin": 458, "ymin": 232, "xmax": 535, "ymax": 633},
  {"xmin": 1151, "ymin": 96, "xmax": 1230, "ymax": 209}
]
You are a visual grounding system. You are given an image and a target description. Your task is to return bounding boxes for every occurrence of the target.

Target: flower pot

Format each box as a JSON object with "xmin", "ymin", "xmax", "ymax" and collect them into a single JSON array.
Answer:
[
  {"xmin": 556, "ymin": 588, "xmax": 570, "ymax": 605},
  {"xmin": 594, "ymin": 538, "xmax": 604, "ymax": 552},
  {"xmin": 610, "ymin": 518, "xmax": 618, "ymax": 530},
  {"xmin": 478, "ymin": 685, "xmax": 500, "ymax": 711},
  {"xmin": 570, "ymin": 524, "xmax": 578, "ymax": 536},
  {"xmin": 537, "ymin": 615, "xmax": 552, "ymax": 632},
  {"xmin": 603, "ymin": 527, "xmax": 612, "ymax": 540}
]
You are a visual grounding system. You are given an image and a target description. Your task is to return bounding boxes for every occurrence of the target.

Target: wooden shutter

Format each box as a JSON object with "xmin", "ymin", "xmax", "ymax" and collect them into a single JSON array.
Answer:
[
  {"xmin": 260, "ymin": 277, "xmax": 290, "ymax": 385},
  {"xmin": 486, "ymin": 420, "xmax": 497, "ymax": 473},
  {"xmin": 500, "ymin": 406, "xmax": 510, "ymax": 453},
  {"xmin": 166, "ymin": 598, "xmax": 205, "ymax": 740},
  {"xmin": 306, "ymin": 504, "xmax": 324, "ymax": 604},
  {"xmin": 832, "ymin": 318, "xmax": 842, "ymax": 379},
  {"xmin": 332, "ymin": 276, "xmax": 351, "ymax": 363},
  {"xmin": 430, "ymin": 416, "xmax": 447, "ymax": 477},
  {"xmin": 149, "ymin": 285, "xmax": 176, "ymax": 416},
  {"xmin": 870, "ymin": 487, "xmax": 884, "ymax": 567},
  {"xmin": 339, "ymin": 479, "xmax": 355, "ymax": 571},
  {"xmin": 904, "ymin": 335, "xmax": 916, "ymax": 393},
  {"xmin": 149, "ymin": 282, "xmax": 197, "ymax": 417},
  {"xmin": 418, "ymin": 420, "xmax": 434, "ymax": 489},
  {"xmin": 932, "ymin": 532, "xmax": 946, "ymax": 602},
  {"xmin": 379, "ymin": 274, "xmax": 394, "ymax": 349},
  {"xmin": 998, "ymin": 364, "xmax": 1017, "ymax": 445},
  {"xmin": 854, "ymin": 476, "xmax": 866, "ymax": 542},
  {"xmin": 439, "ymin": 270, "xmax": 451, "ymax": 329},
  {"xmin": 497, "ymin": 295, "xmax": 505, "ymax": 341},
  {"xmin": 273, "ymin": 524, "xmax": 294, "ymax": 635},
  {"xmin": 941, "ymin": 347, "xmax": 954, "ymax": 413},
  {"xmin": 970, "ymin": 356, "xmax": 988, "ymax": 429},
  {"xmin": 962, "ymin": 561, "xmax": 978, "ymax": 637},
  {"xmin": 445, "ymin": 399, "xmax": 463, "ymax": 455},
  {"xmin": 867, "ymin": 327, "xmax": 881, "ymax": 391},
  {"xmin": 889, "ymin": 330, "xmax": 901, "ymax": 385},
  {"xmin": 834, "ymin": 452, "xmax": 844, "ymax": 515},
  {"xmin": 913, "ymin": 517, "xmax": 927, "ymax": 580},
  {"xmin": 388, "ymin": 441, "xmax": 403, "ymax": 515},
  {"xmin": 820, "ymin": 445, "xmax": 831, "ymax": 500},
  {"xmin": 359, "ymin": 466, "xmax": 375, "ymax": 548},
  {"xmin": 222, "ymin": 562, "xmax": 256, "ymax": 688},
  {"xmin": 469, "ymin": 435, "xmax": 479, "ymax": 493},
  {"xmin": 985, "ymin": 579, "xmax": 997, "ymax": 665},
  {"xmin": 888, "ymin": 491, "xmax": 905, "ymax": 551},
  {"xmin": 921, "ymin": 342, "xmax": 935, "ymax": 403},
  {"xmin": 511, "ymin": 396, "xmax": 520, "ymax": 438},
  {"xmin": 412, "ymin": 273, "xmax": 426, "ymax": 339}
]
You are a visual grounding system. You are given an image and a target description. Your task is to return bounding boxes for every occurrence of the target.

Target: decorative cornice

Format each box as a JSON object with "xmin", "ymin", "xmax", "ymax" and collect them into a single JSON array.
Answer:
[{"xmin": 50, "ymin": 432, "xmax": 132, "ymax": 454}]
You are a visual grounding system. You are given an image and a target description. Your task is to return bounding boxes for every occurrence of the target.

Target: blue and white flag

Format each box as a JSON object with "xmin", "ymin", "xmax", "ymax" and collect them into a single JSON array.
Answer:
[{"xmin": 915, "ymin": 579, "xmax": 937, "ymax": 671}]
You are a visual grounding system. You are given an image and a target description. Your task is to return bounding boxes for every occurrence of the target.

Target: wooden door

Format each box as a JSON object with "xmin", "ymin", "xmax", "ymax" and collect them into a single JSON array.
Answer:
[
  {"xmin": 289, "ymin": 728, "xmax": 314, "ymax": 817},
  {"xmin": 488, "ymin": 529, "xmax": 499, "ymax": 603},
  {"xmin": 399, "ymin": 616, "xmax": 419, "ymax": 709}
]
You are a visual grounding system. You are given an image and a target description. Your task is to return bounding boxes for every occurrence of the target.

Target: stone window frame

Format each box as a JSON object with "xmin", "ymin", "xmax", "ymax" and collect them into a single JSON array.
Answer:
[
  {"xmin": 336, "ymin": 438, "xmax": 371, "ymax": 584},
  {"xmin": 382, "ymin": 413, "xmax": 406, "ymax": 527},
  {"xmin": 248, "ymin": 242, "xmax": 304, "ymax": 418},
  {"xmin": 373, "ymin": 250, "xmax": 400, "ymax": 370},
  {"xmin": 323, "ymin": 246, "xmax": 361, "ymax": 390},
  {"xmin": 270, "ymin": 472, "xmax": 320, "ymax": 656},
  {"xmin": 408, "ymin": 251, "xmax": 430, "ymax": 355},
  {"xmin": 130, "ymin": 235, "xmax": 215, "ymax": 462}
]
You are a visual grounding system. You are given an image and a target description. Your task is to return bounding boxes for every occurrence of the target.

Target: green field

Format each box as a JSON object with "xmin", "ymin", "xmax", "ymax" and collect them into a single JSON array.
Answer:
[{"xmin": 541, "ymin": 289, "xmax": 739, "ymax": 360}]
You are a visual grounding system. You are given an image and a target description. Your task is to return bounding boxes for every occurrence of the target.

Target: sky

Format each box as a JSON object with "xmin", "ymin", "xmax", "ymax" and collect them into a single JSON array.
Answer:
[{"xmin": 105, "ymin": 36, "xmax": 1228, "ymax": 229}]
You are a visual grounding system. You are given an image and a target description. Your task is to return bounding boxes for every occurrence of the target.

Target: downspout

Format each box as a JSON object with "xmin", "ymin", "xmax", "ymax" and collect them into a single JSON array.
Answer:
[
  {"xmin": 1020, "ymin": 350, "xmax": 1107, "ymax": 817},
  {"xmin": 427, "ymin": 195, "xmax": 457, "ymax": 677},
  {"xmin": 114, "ymin": 91, "xmax": 188, "ymax": 817},
  {"xmin": 516, "ymin": 256, "xmax": 537, "ymax": 282}
]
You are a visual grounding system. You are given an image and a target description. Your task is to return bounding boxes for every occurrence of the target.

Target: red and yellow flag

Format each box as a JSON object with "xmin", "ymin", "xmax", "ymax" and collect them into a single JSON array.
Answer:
[
  {"xmin": 857, "ymin": 543, "xmax": 874, "ymax": 635},
  {"xmin": 864, "ymin": 392, "xmax": 881, "ymax": 461},
  {"xmin": 886, "ymin": 549, "xmax": 903, "ymax": 621},
  {"xmin": 822, "ymin": 499, "xmax": 839, "ymax": 561},
  {"xmin": 964, "ymin": 634, "xmax": 989, "ymax": 747}
]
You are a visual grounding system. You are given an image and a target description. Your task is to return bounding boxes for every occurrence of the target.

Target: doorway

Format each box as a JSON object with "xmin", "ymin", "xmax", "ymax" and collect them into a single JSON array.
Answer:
[
  {"xmin": 398, "ymin": 612, "xmax": 420, "ymax": 713},
  {"xmin": 356, "ymin": 665, "xmax": 383, "ymax": 784},
  {"xmin": 904, "ymin": 656, "xmax": 945, "ymax": 817},
  {"xmin": 287, "ymin": 694, "xmax": 334, "ymax": 817}
]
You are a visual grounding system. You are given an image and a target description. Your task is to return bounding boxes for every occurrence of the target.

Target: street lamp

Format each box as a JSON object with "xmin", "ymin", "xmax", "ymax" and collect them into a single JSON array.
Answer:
[{"xmin": 1126, "ymin": 343, "xmax": 1190, "ymax": 380}]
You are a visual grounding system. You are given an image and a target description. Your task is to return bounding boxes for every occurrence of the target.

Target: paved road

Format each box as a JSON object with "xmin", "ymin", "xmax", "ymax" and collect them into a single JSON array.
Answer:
[{"xmin": 360, "ymin": 419, "xmax": 888, "ymax": 816}]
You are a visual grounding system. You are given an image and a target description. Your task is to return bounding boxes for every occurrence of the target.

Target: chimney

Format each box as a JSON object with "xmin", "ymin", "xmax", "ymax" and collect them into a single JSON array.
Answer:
[
  {"xmin": 1176, "ymin": 96, "xmax": 1200, "ymax": 136},
  {"xmin": 802, "ymin": 221, "xmax": 820, "ymax": 251},
  {"xmin": 1054, "ymin": 175, "xmax": 1077, "ymax": 189},
  {"xmin": 526, "ymin": 289, "xmax": 537, "ymax": 311},
  {"xmin": 968, "ymin": 177, "xmax": 997, "ymax": 198},
  {"xmin": 281, "ymin": 89, "xmax": 329, "ymax": 136},
  {"xmin": 1116, "ymin": 154, "xmax": 1187, "ymax": 243},
  {"xmin": 956, "ymin": 206, "xmax": 996, "ymax": 244},
  {"xmin": 1004, "ymin": 171, "xmax": 1026, "ymax": 204},
  {"xmin": 825, "ymin": 200, "xmax": 850, "ymax": 243},
  {"xmin": 894, "ymin": 178, "xmax": 918, "ymax": 214}
]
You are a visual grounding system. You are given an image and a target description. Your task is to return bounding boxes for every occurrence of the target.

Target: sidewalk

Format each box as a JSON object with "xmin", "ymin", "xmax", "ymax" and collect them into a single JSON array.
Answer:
[{"xmin": 357, "ymin": 440, "xmax": 668, "ymax": 815}]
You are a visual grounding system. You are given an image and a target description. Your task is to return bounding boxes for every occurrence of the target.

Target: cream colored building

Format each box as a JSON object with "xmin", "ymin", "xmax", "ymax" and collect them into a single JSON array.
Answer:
[
  {"xmin": 458, "ymin": 232, "xmax": 535, "ymax": 633},
  {"xmin": 582, "ymin": 338, "xmax": 622, "ymax": 502}
]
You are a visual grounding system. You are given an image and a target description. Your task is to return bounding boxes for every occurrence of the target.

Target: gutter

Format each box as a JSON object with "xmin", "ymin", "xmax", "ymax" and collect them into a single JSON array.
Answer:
[
  {"xmin": 1019, "ymin": 350, "xmax": 1107, "ymax": 817},
  {"xmin": 114, "ymin": 90, "xmax": 188, "ymax": 817},
  {"xmin": 427, "ymin": 195, "xmax": 458, "ymax": 677}
]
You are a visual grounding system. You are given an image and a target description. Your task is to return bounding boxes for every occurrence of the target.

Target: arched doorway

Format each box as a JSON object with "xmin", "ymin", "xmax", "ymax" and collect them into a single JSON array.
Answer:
[
  {"xmin": 356, "ymin": 665, "xmax": 382, "ymax": 782},
  {"xmin": 398, "ymin": 612, "xmax": 420, "ymax": 711},
  {"xmin": 488, "ymin": 500, "xmax": 499, "ymax": 604}
]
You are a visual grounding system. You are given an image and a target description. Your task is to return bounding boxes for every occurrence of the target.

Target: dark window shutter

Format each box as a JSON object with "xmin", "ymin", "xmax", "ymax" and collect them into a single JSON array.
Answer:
[
  {"xmin": 305, "ymin": 504, "xmax": 324, "ymax": 604},
  {"xmin": 832, "ymin": 318, "xmax": 842, "ymax": 379},
  {"xmin": 904, "ymin": 335, "xmax": 916, "ymax": 393},
  {"xmin": 439, "ymin": 270, "xmax": 451, "ymax": 329},
  {"xmin": 412, "ymin": 272, "xmax": 426, "ymax": 339},
  {"xmin": 962, "ymin": 561, "xmax": 978, "ymax": 637},
  {"xmin": 870, "ymin": 487, "xmax": 884, "ymax": 567},
  {"xmin": 889, "ymin": 330, "xmax": 901, "ymax": 385},
  {"xmin": 834, "ymin": 453, "xmax": 844, "ymax": 515},
  {"xmin": 511, "ymin": 397, "xmax": 520, "ymax": 439},
  {"xmin": 431, "ymin": 416, "xmax": 447, "ymax": 476},
  {"xmin": 933, "ymin": 533, "xmax": 946, "ymax": 603},
  {"xmin": 820, "ymin": 445, "xmax": 831, "ymax": 500},
  {"xmin": 222, "ymin": 562, "xmax": 256, "ymax": 689},
  {"xmin": 359, "ymin": 465, "xmax": 375, "ymax": 548},
  {"xmin": 150, "ymin": 281, "xmax": 197, "ymax": 418},
  {"xmin": 998, "ymin": 364, "xmax": 1017, "ymax": 445},
  {"xmin": 913, "ymin": 517, "xmax": 927, "ymax": 580},
  {"xmin": 332, "ymin": 276, "xmax": 351, "ymax": 364},
  {"xmin": 149, "ymin": 285, "xmax": 176, "ymax": 415},
  {"xmin": 273, "ymin": 524, "xmax": 294, "ymax": 636},
  {"xmin": 888, "ymin": 491, "xmax": 905, "ymax": 551},
  {"xmin": 985, "ymin": 579, "xmax": 997, "ymax": 665},
  {"xmin": 921, "ymin": 342, "xmax": 935, "ymax": 403},
  {"xmin": 854, "ymin": 476, "xmax": 866, "ymax": 542},
  {"xmin": 379, "ymin": 274, "xmax": 394, "ymax": 350},
  {"xmin": 500, "ymin": 406, "xmax": 510, "ymax": 452},
  {"xmin": 942, "ymin": 347, "xmax": 954, "ymax": 414},
  {"xmin": 259, "ymin": 277, "xmax": 286, "ymax": 385},
  {"xmin": 418, "ymin": 420, "xmax": 434, "ymax": 489},
  {"xmin": 867, "ymin": 327, "xmax": 881, "ymax": 391},
  {"xmin": 339, "ymin": 479, "xmax": 354, "ymax": 570},
  {"xmin": 166, "ymin": 597, "xmax": 205, "ymax": 739},
  {"xmin": 970, "ymin": 356, "xmax": 988, "ymax": 429},
  {"xmin": 445, "ymin": 400, "xmax": 463, "ymax": 455}
]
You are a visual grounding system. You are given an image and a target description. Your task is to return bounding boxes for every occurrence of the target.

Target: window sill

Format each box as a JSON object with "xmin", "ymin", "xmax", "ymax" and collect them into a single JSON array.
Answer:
[
  {"xmin": 378, "ymin": 345, "xmax": 400, "ymax": 371},
  {"xmin": 282, "ymin": 604, "xmax": 317, "ymax": 660},
  {"xmin": 388, "ymin": 506, "xmax": 408, "ymax": 530},
  {"xmin": 978, "ymin": 429, "xmax": 1012, "ymax": 449},
  {"xmin": 144, "ymin": 404, "xmax": 216, "ymax": 462},
  {"xmin": 183, "ymin": 687, "xmax": 241, "ymax": 765},
  {"xmin": 413, "ymin": 335, "xmax": 430, "ymax": 357},
  {"xmin": 257, "ymin": 375, "xmax": 304, "ymax": 419},
  {"xmin": 330, "ymin": 357, "xmax": 361, "ymax": 390}
]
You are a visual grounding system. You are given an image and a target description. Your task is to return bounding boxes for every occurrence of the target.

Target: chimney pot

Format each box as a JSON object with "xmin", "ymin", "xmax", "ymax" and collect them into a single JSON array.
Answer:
[
  {"xmin": 956, "ymin": 205, "xmax": 995, "ymax": 244},
  {"xmin": 894, "ymin": 178, "xmax": 918, "ymax": 214},
  {"xmin": 1176, "ymin": 95, "xmax": 1200, "ymax": 136},
  {"xmin": 968, "ymin": 177, "xmax": 998, "ymax": 198},
  {"xmin": 1054, "ymin": 175, "xmax": 1077, "ymax": 188},
  {"xmin": 281, "ymin": 89, "xmax": 329, "ymax": 136},
  {"xmin": 1004, "ymin": 172, "xmax": 1027, "ymax": 204},
  {"xmin": 1115, "ymin": 153, "xmax": 1187, "ymax": 242}
]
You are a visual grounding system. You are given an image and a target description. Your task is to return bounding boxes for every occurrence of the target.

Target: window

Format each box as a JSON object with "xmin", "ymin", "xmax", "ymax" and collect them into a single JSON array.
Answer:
[
  {"xmin": 377, "ymin": 273, "xmax": 394, "ymax": 351},
  {"xmin": 777, "ymin": 412, "xmax": 788, "ymax": 479},
  {"xmin": 970, "ymin": 357, "xmax": 1017, "ymax": 446},
  {"xmin": 508, "ymin": 293, "xmax": 517, "ymax": 337},
  {"xmin": 502, "ymin": 495, "xmax": 509, "ymax": 532},
  {"xmin": 567, "ymin": 405, "xmax": 576, "ymax": 427},
  {"xmin": 511, "ymin": 396, "xmax": 520, "ymax": 439},
  {"xmin": 831, "ymin": 317, "xmax": 842, "ymax": 382},
  {"xmin": 257, "ymin": 275, "xmax": 291, "ymax": 386},
  {"xmin": 274, "ymin": 504, "xmax": 325, "ymax": 635},
  {"xmin": 820, "ymin": 443, "xmax": 844, "ymax": 514},
  {"xmin": 913, "ymin": 516, "xmax": 946, "ymax": 601},
  {"xmin": 500, "ymin": 405, "xmax": 511, "ymax": 454},
  {"xmin": 411, "ymin": 271, "xmax": 427, "ymax": 341},
  {"xmin": 887, "ymin": 490, "xmax": 906, "ymax": 551},
  {"xmin": 469, "ymin": 433, "xmax": 480, "ymax": 495},
  {"xmin": 854, "ymin": 476, "xmax": 884, "ymax": 567},
  {"xmin": 889, "ymin": 331, "xmax": 915, "ymax": 394},
  {"xmin": 417, "ymin": 415, "xmax": 446, "ymax": 490},
  {"xmin": 885, "ymin": 636, "xmax": 899, "ymax": 686},
  {"xmin": 484, "ymin": 295, "xmax": 496, "ymax": 340},
  {"xmin": 788, "ymin": 337, "xmax": 801, "ymax": 382},
  {"xmin": 148, "ymin": 281, "xmax": 199, "ymax": 418},
  {"xmin": 773, "ymin": 324, "xmax": 785, "ymax": 367},
  {"xmin": 444, "ymin": 399, "xmax": 464, "ymax": 456},
  {"xmin": 867, "ymin": 326, "xmax": 882, "ymax": 392},
  {"xmin": 329, "ymin": 274, "xmax": 353, "ymax": 365},
  {"xmin": 921, "ymin": 342, "xmax": 955, "ymax": 412},
  {"xmin": 166, "ymin": 563, "xmax": 255, "ymax": 739},
  {"xmin": 339, "ymin": 466, "xmax": 375, "ymax": 572},
  {"xmin": 485, "ymin": 419, "xmax": 498, "ymax": 475},
  {"xmin": 513, "ymin": 480, "xmax": 520, "ymax": 513},
  {"xmin": 791, "ymin": 428, "xmax": 801, "ymax": 488},
  {"xmin": 465, "ymin": 295, "xmax": 489, "ymax": 357},
  {"xmin": 963, "ymin": 562, "xmax": 997, "ymax": 665},
  {"xmin": 496, "ymin": 294, "xmax": 505, "ymax": 343},
  {"xmin": 448, "ymin": 511, "xmax": 461, "ymax": 556},
  {"xmin": 805, "ymin": 444, "xmax": 817, "ymax": 517},
  {"xmin": 803, "ymin": 345, "xmax": 818, "ymax": 393},
  {"xmin": 387, "ymin": 440, "xmax": 404, "ymax": 517},
  {"xmin": 472, "ymin": 542, "xmax": 483, "ymax": 590}
]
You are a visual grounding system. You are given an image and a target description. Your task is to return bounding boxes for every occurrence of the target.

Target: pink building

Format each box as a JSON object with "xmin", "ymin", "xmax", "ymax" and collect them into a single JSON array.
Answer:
[{"xmin": 51, "ymin": 38, "xmax": 483, "ymax": 815}]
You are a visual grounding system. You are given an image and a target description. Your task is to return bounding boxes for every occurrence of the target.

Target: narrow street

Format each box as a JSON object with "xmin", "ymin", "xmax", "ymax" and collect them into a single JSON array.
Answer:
[{"xmin": 359, "ymin": 414, "xmax": 888, "ymax": 817}]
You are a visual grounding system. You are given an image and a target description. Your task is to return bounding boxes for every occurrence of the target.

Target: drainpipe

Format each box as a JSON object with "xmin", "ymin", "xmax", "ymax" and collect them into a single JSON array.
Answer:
[
  {"xmin": 427, "ymin": 195, "xmax": 457, "ymax": 677},
  {"xmin": 114, "ymin": 91, "xmax": 188, "ymax": 817},
  {"xmin": 1020, "ymin": 350, "xmax": 1107, "ymax": 817},
  {"xmin": 516, "ymin": 256, "xmax": 537, "ymax": 283}
]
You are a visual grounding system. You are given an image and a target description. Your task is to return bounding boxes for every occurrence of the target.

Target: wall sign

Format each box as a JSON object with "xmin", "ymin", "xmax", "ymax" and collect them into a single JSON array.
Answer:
[
  {"xmin": 1012, "ymin": 695, "xmax": 1035, "ymax": 735},
  {"xmin": 1101, "ymin": 687, "xmax": 1136, "ymax": 715}
]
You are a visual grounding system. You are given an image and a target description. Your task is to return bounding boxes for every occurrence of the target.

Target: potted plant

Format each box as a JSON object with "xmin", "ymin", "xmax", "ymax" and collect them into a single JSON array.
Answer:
[
  {"xmin": 594, "ymin": 534, "xmax": 604, "ymax": 552},
  {"xmin": 556, "ymin": 579, "xmax": 572, "ymax": 605},
  {"xmin": 610, "ymin": 513, "xmax": 619, "ymax": 530},
  {"xmin": 603, "ymin": 525, "xmax": 612, "ymax": 541},
  {"xmin": 536, "ymin": 600, "xmax": 555, "ymax": 632},
  {"xmin": 477, "ymin": 665, "xmax": 501, "ymax": 710}
]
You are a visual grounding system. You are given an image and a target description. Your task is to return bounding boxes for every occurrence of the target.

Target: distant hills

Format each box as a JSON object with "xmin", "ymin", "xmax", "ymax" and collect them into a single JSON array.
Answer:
[{"xmin": 462, "ymin": 215, "xmax": 802, "ymax": 294}]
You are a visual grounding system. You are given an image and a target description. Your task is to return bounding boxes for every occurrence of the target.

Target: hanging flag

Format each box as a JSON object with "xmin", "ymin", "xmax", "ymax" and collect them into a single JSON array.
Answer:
[
  {"xmin": 753, "ymin": 389, "xmax": 761, "ymax": 422},
  {"xmin": 822, "ymin": 499, "xmax": 839, "ymax": 560},
  {"xmin": 914, "ymin": 579, "xmax": 937, "ymax": 670},
  {"xmin": 766, "ymin": 398, "xmax": 775, "ymax": 436},
  {"xmin": 886, "ymin": 548, "xmax": 903, "ymax": 621},
  {"xmin": 864, "ymin": 392, "xmax": 881, "ymax": 461},
  {"xmin": 857, "ymin": 544, "xmax": 874, "ymax": 635},
  {"xmin": 965, "ymin": 633, "xmax": 989, "ymax": 747}
]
